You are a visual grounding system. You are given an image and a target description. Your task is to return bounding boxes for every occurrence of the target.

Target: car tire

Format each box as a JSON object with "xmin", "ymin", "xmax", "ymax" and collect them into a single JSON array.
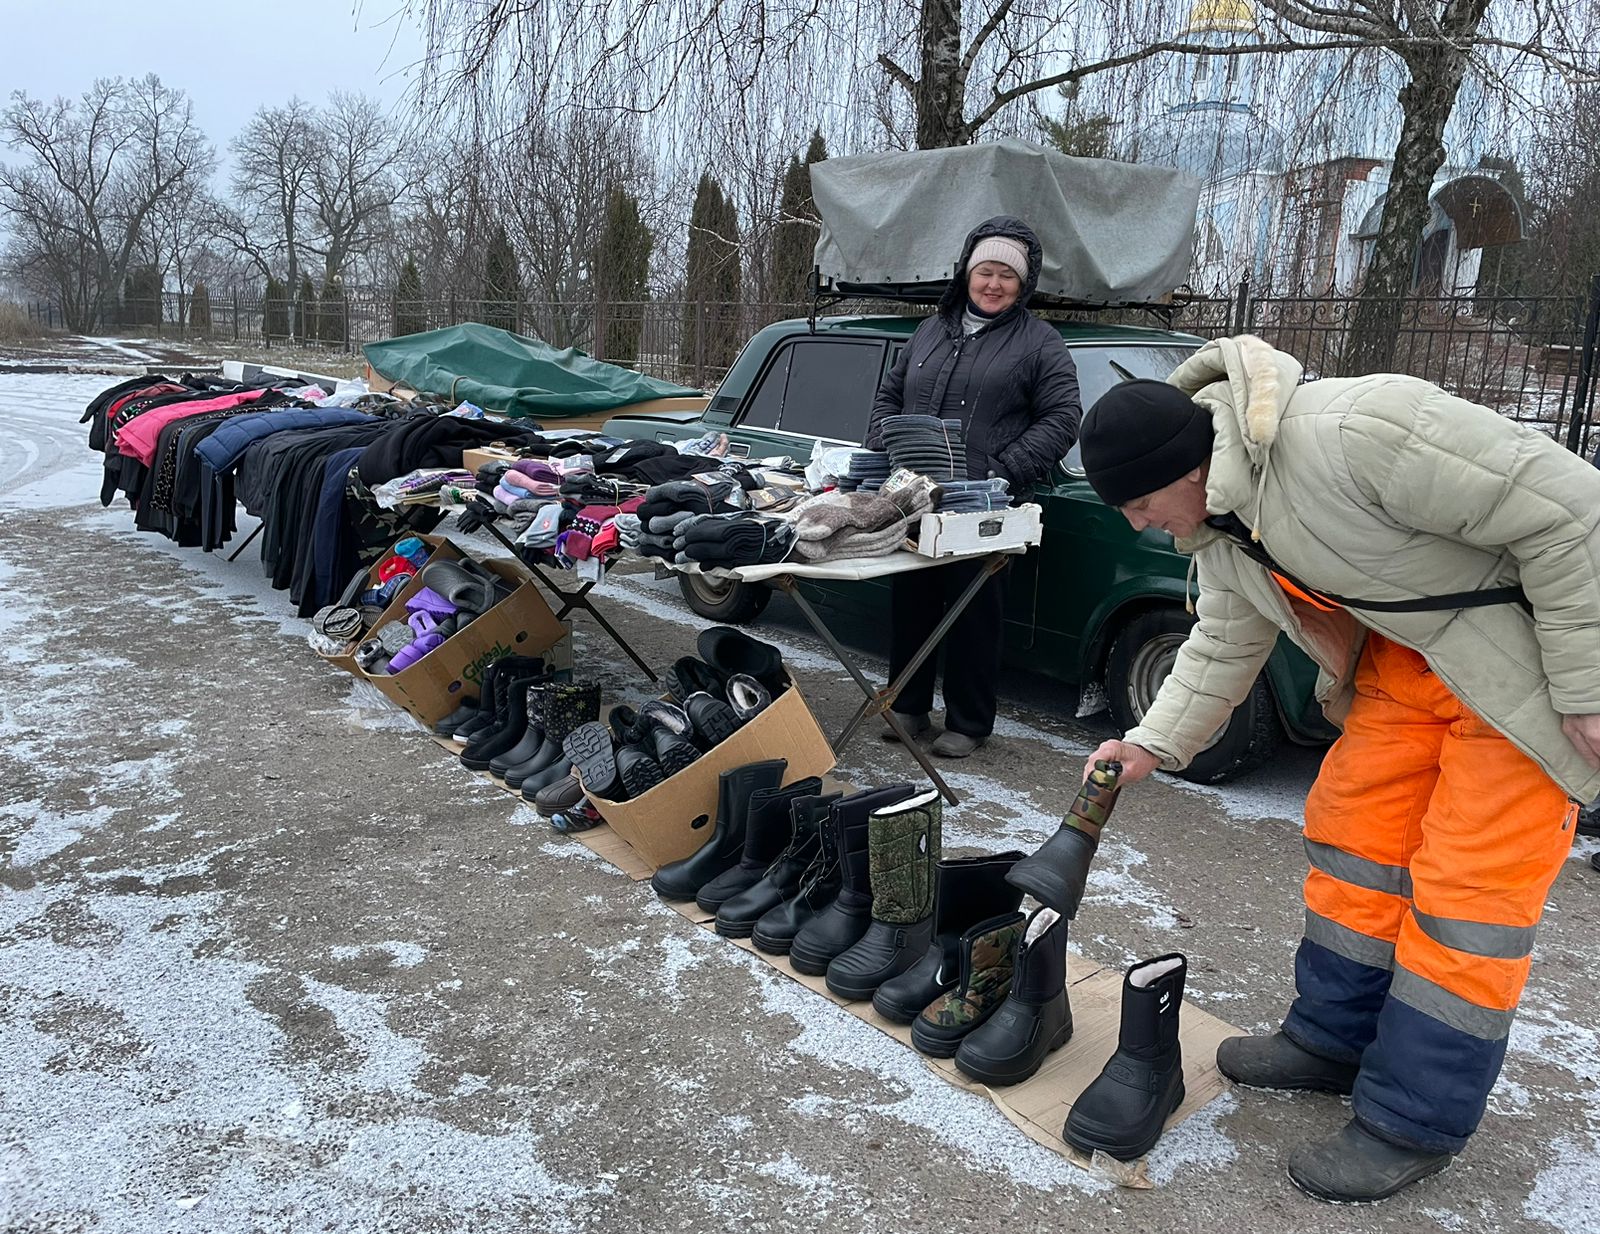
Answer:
[
  {"xmin": 1104, "ymin": 607, "xmax": 1278, "ymax": 785},
  {"xmin": 678, "ymin": 573, "xmax": 772, "ymax": 625}
]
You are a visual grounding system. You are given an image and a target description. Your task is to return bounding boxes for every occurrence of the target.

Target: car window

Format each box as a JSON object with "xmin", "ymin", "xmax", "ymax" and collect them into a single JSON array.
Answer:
[
  {"xmin": 1062, "ymin": 344, "xmax": 1198, "ymax": 474},
  {"xmin": 738, "ymin": 338, "xmax": 885, "ymax": 442}
]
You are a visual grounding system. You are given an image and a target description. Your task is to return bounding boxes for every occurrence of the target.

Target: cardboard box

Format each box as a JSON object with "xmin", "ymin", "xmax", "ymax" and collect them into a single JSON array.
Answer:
[
  {"xmin": 915, "ymin": 503, "xmax": 1043, "ymax": 558},
  {"xmin": 585, "ymin": 681, "xmax": 836, "ymax": 870},
  {"xmin": 356, "ymin": 556, "xmax": 568, "ymax": 725},
  {"xmin": 314, "ymin": 534, "xmax": 465, "ymax": 675},
  {"xmin": 462, "ymin": 446, "xmax": 522, "ymax": 474}
]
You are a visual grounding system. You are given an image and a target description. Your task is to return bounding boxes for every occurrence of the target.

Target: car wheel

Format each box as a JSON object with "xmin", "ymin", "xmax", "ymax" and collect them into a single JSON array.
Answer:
[
  {"xmin": 1104, "ymin": 607, "xmax": 1278, "ymax": 785},
  {"xmin": 678, "ymin": 573, "xmax": 772, "ymax": 625}
]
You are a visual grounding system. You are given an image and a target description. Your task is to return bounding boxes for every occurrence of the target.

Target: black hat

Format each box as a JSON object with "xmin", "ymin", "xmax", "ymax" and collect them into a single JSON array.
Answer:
[{"xmin": 1079, "ymin": 380, "xmax": 1215, "ymax": 507}]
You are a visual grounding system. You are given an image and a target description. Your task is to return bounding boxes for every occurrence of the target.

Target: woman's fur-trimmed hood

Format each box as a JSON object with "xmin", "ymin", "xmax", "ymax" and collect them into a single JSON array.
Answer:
[{"xmin": 1166, "ymin": 334, "xmax": 1302, "ymax": 526}]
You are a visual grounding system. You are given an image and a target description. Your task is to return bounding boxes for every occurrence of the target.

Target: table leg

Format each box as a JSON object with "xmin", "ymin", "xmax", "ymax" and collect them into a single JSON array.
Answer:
[{"xmin": 225, "ymin": 522, "xmax": 262, "ymax": 563}]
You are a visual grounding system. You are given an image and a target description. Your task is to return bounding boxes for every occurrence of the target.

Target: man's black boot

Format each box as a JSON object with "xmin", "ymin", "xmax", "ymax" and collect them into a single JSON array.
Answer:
[
  {"xmin": 872, "ymin": 849, "xmax": 1025, "ymax": 1024},
  {"xmin": 1063, "ymin": 953, "xmax": 1187, "ymax": 1161},
  {"xmin": 826, "ymin": 788, "xmax": 943, "ymax": 1000},
  {"xmin": 956, "ymin": 906, "xmax": 1072, "ymax": 1085},
  {"xmin": 1286, "ymin": 1119, "xmax": 1453, "ymax": 1203},
  {"xmin": 491, "ymin": 683, "xmax": 553, "ymax": 778},
  {"xmin": 738, "ymin": 794, "xmax": 843, "ymax": 948},
  {"xmin": 696, "ymin": 778, "xmax": 822, "ymax": 913},
  {"xmin": 789, "ymin": 783, "xmax": 916, "ymax": 976},
  {"xmin": 460, "ymin": 661, "xmax": 546, "ymax": 770},
  {"xmin": 649, "ymin": 760, "xmax": 787, "ymax": 901},
  {"xmin": 1216, "ymin": 1032, "xmax": 1358, "ymax": 1094}
]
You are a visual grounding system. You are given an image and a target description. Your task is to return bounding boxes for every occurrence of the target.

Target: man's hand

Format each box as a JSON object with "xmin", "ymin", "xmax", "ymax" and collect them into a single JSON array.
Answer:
[
  {"xmin": 1562, "ymin": 714, "xmax": 1600, "ymax": 770},
  {"xmin": 1084, "ymin": 739, "xmax": 1161, "ymax": 784}
]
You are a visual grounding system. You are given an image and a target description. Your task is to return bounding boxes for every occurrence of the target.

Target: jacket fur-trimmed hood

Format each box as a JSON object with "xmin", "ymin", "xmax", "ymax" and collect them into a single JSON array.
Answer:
[{"xmin": 1166, "ymin": 334, "xmax": 1303, "ymax": 529}]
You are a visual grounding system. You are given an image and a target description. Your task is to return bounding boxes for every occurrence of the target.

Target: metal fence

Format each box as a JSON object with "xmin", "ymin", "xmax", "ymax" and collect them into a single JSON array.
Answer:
[{"xmin": 25, "ymin": 275, "xmax": 1600, "ymax": 457}]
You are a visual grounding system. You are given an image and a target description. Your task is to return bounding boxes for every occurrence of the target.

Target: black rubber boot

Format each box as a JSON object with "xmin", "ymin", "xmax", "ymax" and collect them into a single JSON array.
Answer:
[
  {"xmin": 524, "ymin": 763, "xmax": 578, "ymax": 806},
  {"xmin": 1063, "ymin": 953, "xmax": 1187, "ymax": 1161},
  {"xmin": 491, "ymin": 683, "xmax": 553, "ymax": 778},
  {"xmin": 696, "ymin": 778, "xmax": 823, "ymax": 914},
  {"xmin": 789, "ymin": 783, "xmax": 916, "ymax": 976},
  {"xmin": 432, "ymin": 698, "xmax": 480, "ymax": 737},
  {"xmin": 910, "ymin": 911, "xmax": 1026, "ymax": 1058},
  {"xmin": 956, "ymin": 906, "xmax": 1072, "ymax": 1086},
  {"xmin": 1216, "ymin": 1032, "xmax": 1358, "ymax": 1095},
  {"xmin": 872, "ymin": 850, "xmax": 1025, "ymax": 1024},
  {"xmin": 504, "ymin": 683, "xmax": 600, "ymax": 787},
  {"xmin": 1286, "ymin": 1119, "xmax": 1453, "ymax": 1203},
  {"xmin": 826, "ymin": 788, "xmax": 942, "ymax": 1000},
  {"xmin": 735, "ymin": 794, "xmax": 842, "ymax": 946},
  {"xmin": 453, "ymin": 657, "xmax": 520, "ymax": 742},
  {"xmin": 460, "ymin": 661, "xmax": 546, "ymax": 770},
  {"xmin": 649, "ymin": 760, "xmax": 787, "ymax": 901}
]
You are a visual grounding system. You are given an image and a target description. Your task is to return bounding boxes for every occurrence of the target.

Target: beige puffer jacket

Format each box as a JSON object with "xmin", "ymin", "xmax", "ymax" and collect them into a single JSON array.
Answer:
[{"xmin": 1122, "ymin": 335, "xmax": 1600, "ymax": 802}]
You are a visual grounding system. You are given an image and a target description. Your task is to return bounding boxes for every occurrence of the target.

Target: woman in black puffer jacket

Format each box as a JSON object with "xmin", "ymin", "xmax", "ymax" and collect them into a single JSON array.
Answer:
[{"xmin": 865, "ymin": 216, "xmax": 1081, "ymax": 757}]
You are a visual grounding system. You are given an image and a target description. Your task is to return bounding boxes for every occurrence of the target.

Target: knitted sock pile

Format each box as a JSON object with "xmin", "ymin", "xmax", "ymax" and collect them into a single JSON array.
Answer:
[
  {"xmin": 878, "ymin": 415, "xmax": 965, "ymax": 482},
  {"xmin": 675, "ymin": 514, "xmax": 795, "ymax": 568},
  {"xmin": 789, "ymin": 485, "xmax": 933, "ymax": 563}
]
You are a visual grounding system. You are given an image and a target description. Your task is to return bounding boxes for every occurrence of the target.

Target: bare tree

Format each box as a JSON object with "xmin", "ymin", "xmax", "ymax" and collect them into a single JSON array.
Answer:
[
  {"xmin": 218, "ymin": 98, "xmax": 320, "ymax": 292},
  {"xmin": 1, "ymin": 75, "xmax": 210, "ymax": 330},
  {"xmin": 302, "ymin": 93, "xmax": 405, "ymax": 287}
]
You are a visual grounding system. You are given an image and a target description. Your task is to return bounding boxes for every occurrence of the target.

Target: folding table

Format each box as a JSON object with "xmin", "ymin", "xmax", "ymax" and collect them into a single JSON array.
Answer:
[{"xmin": 667, "ymin": 546, "xmax": 1028, "ymax": 805}]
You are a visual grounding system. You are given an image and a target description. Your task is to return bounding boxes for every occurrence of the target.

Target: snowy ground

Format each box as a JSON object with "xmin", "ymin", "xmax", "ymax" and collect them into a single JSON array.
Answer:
[{"xmin": 2, "ymin": 361, "xmax": 1598, "ymax": 1233}]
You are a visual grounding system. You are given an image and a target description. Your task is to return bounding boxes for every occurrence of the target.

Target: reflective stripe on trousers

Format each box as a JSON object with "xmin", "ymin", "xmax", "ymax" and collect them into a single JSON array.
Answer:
[{"xmin": 1282, "ymin": 634, "xmax": 1576, "ymax": 1154}]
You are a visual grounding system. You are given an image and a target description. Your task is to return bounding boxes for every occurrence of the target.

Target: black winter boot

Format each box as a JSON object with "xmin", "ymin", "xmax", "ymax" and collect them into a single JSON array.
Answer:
[
  {"xmin": 956, "ymin": 906, "xmax": 1072, "ymax": 1086},
  {"xmin": 504, "ymin": 683, "xmax": 601, "ymax": 787},
  {"xmin": 1063, "ymin": 953, "xmax": 1187, "ymax": 1161},
  {"xmin": 873, "ymin": 850, "xmax": 1025, "ymax": 1024},
  {"xmin": 910, "ymin": 911, "xmax": 1027, "ymax": 1058},
  {"xmin": 451, "ymin": 659, "xmax": 510, "ymax": 741},
  {"xmin": 1286, "ymin": 1119, "xmax": 1453, "ymax": 1203},
  {"xmin": 433, "ymin": 698, "xmax": 480, "ymax": 737},
  {"xmin": 1216, "ymin": 1032, "xmax": 1358, "ymax": 1094},
  {"xmin": 826, "ymin": 788, "xmax": 942, "ymax": 1000},
  {"xmin": 696, "ymin": 778, "xmax": 823, "ymax": 913},
  {"xmin": 789, "ymin": 783, "xmax": 916, "ymax": 976},
  {"xmin": 739, "ymin": 794, "xmax": 843, "ymax": 948},
  {"xmin": 460, "ymin": 660, "xmax": 546, "ymax": 770},
  {"xmin": 649, "ymin": 760, "xmax": 787, "ymax": 901},
  {"xmin": 491, "ymin": 682, "xmax": 554, "ymax": 778}
]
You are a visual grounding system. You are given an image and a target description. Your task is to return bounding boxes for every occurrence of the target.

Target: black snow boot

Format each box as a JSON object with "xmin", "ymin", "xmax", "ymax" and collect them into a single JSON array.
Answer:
[
  {"xmin": 956, "ymin": 906, "xmax": 1072, "ymax": 1086},
  {"xmin": 695, "ymin": 777, "xmax": 822, "ymax": 913},
  {"xmin": 460, "ymin": 660, "xmax": 547, "ymax": 770},
  {"xmin": 825, "ymin": 788, "xmax": 942, "ymax": 1000},
  {"xmin": 872, "ymin": 849, "xmax": 1025, "ymax": 1024},
  {"xmin": 1215, "ymin": 1032, "xmax": 1358, "ymax": 1095},
  {"xmin": 1286, "ymin": 1119, "xmax": 1453, "ymax": 1203},
  {"xmin": 503, "ymin": 682, "xmax": 601, "ymax": 787},
  {"xmin": 1063, "ymin": 953, "xmax": 1187, "ymax": 1161},
  {"xmin": 490, "ymin": 682, "xmax": 554, "ymax": 778},
  {"xmin": 744, "ymin": 795, "xmax": 845, "ymax": 951},
  {"xmin": 909, "ymin": 911, "xmax": 1027, "ymax": 1059},
  {"xmin": 788, "ymin": 783, "xmax": 916, "ymax": 976},
  {"xmin": 648, "ymin": 759, "xmax": 787, "ymax": 901}
]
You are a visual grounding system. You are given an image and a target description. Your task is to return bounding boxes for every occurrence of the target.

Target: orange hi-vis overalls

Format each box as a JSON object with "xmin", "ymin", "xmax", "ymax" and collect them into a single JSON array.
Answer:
[{"xmin": 1281, "ymin": 632, "xmax": 1579, "ymax": 1153}]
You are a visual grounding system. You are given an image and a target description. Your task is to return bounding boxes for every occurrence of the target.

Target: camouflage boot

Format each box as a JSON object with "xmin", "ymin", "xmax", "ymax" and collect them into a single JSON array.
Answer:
[
  {"xmin": 955, "ymin": 906, "xmax": 1073, "ymax": 1086},
  {"xmin": 910, "ymin": 910, "xmax": 1027, "ymax": 1059},
  {"xmin": 826, "ymin": 787, "xmax": 942, "ymax": 1000}
]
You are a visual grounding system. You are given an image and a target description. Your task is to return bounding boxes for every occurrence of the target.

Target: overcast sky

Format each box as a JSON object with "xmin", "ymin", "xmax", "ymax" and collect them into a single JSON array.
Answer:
[{"xmin": 6, "ymin": 1, "xmax": 427, "ymax": 156}]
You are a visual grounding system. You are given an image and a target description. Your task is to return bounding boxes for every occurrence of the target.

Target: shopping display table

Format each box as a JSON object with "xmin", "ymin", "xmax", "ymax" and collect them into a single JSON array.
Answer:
[{"xmin": 667, "ymin": 545, "xmax": 1029, "ymax": 804}]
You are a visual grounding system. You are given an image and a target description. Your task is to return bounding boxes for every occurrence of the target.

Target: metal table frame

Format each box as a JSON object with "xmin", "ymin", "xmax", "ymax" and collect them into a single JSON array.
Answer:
[{"xmin": 674, "ymin": 549, "xmax": 1020, "ymax": 805}]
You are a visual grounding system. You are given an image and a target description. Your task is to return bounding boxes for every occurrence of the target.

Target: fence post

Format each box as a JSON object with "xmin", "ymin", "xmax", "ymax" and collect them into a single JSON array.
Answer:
[
  {"xmin": 232, "ymin": 289, "xmax": 239, "ymax": 342},
  {"xmin": 449, "ymin": 290, "xmax": 457, "ymax": 327},
  {"xmin": 1566, "ymin": 272, "xmax": 1600, "ymax": 456},
  {"xmin": 1232, "ymin": 275, "xmax": 1252, "ymax": 335},
  {"xmin": 695, "ymin": 298, "xmax": 706, "ymax": 387}
]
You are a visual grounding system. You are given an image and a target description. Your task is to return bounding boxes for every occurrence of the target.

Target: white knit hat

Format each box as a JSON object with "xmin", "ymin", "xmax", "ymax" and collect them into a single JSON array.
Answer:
[{"xmin": 966, "ymin": 236, "xmax": 1028, "ymax": 277}]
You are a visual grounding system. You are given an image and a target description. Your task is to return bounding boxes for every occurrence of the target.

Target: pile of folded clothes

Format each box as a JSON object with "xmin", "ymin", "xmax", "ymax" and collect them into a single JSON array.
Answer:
[
  {"xmin": 789, "ymin": 470, "xmax": 938, "ymax": 563},
  {"xmin": 635, "ymin": 475, "xmax": 748, "ymax": 560},
  {"xmin": 878, "ymin": 415, "xmax": 965, "ymax": 482},
  {"xmin": 838, "ymin": 449, "xmax": 892, "ymax": 493},
  {"xmin": 672, "ymin": 511, "xmax": 796, "ymax": 568},
  {"xmin": 935, "ymin": 477, "xmax": 1013, "ymax": 512}
]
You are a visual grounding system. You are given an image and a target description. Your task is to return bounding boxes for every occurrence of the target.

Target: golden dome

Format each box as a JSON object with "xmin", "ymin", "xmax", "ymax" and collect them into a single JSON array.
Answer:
[{"xmin": 1179, "ymin": 0, "xmax": 1259, "ymax": 35}]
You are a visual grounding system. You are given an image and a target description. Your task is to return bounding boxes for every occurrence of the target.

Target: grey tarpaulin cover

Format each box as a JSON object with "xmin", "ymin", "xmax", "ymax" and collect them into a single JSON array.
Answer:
[{"xmin": 811, "ymin": 138, "xmax": 1202, "ymax": 306}]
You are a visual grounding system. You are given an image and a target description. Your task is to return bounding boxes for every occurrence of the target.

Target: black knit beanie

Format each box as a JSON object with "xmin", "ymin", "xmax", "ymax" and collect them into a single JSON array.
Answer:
[{"xmin": 1079, "ymin": 380, "xmax": 1215, "ymax": 507}]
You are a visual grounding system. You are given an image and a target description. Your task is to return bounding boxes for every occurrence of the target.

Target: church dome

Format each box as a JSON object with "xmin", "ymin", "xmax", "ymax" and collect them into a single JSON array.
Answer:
[{"xmin": 1180, "ymin": 0, "xmax": 1259, "ymax": 36}]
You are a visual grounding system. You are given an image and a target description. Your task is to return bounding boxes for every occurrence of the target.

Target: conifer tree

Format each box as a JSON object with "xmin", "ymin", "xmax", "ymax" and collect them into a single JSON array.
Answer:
[
  {"xmin": 483, "ymin": 223, "xmax": 521, "ymax": 332},
  {"xmin": 594, "ymin": 186, "xmax": 653, "ymax": 363},
  {"xmin": 394, "ymin": 257, "xmax": 426, "ymax": 336}
]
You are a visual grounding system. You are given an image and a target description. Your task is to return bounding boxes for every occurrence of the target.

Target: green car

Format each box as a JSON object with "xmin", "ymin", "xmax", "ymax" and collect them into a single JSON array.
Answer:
[{"xmin": 604, "ymin": 315, "xmax": 1337, "ymax": 783}]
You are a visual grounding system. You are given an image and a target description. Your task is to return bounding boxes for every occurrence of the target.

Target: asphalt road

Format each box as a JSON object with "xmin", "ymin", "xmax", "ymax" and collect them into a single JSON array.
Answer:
[{"xmin": 2, "ymin": 358, "xmax": 1597, "ymax": 1234}]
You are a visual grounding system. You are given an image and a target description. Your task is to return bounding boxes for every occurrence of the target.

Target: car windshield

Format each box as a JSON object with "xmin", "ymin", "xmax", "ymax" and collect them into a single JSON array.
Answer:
[{"xmin": 1061, "ymin": 344, "xmax": 1198, "ymax": 475}]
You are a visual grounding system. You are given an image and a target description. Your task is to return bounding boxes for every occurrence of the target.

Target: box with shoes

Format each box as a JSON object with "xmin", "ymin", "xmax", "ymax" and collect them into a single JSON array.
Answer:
[
  {"xmin": 355, "ymin": 551, "xmax": 568, "ymax": 726},
  {"xmin": 310, "ymin": 533, "xmax": 466, "ymax": 675}
]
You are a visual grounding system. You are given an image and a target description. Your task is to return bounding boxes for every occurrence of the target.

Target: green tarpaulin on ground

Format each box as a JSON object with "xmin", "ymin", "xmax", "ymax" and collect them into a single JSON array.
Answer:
[{"xmin": 363, "ymin": 322, "xmax": 701, "ymax": 419}]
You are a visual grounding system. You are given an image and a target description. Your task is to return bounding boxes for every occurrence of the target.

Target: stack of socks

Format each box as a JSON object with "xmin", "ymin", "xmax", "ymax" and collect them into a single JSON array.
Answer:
[
  {"xmin": 878, "ymin": 415, "xmax": 965, "ymax": 482},
  {"xmin": 936, "ymin": 477, "xmax": 1013, "ymax": 512},
  {"xmin": 675, "ymin": 513, "xmax": 795, "ymax": 568}
]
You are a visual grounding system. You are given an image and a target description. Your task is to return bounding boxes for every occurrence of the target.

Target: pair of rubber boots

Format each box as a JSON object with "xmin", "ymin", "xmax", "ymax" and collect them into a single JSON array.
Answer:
[
  {"xmin": 457, "ymin": 656, "xmax": 599, "ymax": 796},
  {"xmin": 649, "ymin": 759, "xmax": 823, "ymax": 906},
  {"xmin": 908, "ymin": 901, "xmax": 1074, "ymax": 1088}
]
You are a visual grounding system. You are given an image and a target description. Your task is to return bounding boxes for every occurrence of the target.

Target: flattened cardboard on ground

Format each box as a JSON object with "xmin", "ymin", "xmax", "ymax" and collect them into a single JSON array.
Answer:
[
  {"xmin": 357, "ymin": 556, "xmax": 567, "ymax": 726},
  {"xmin": 583, "ymin": 682, "xmax": 836, "ymax": 870},
  {"xmin": 574, "ymin": 825, "xmax": 654, "ymax": 881}
]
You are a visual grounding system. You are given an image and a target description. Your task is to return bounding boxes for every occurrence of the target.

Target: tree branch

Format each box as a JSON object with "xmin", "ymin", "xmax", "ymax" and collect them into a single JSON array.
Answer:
[
  {"xmin": 877, "ymin": 52, "xmax": 916, "ymax": 96},
  {"xmin": 962, "ymin": 0, "xmax": 1018, "ymax": 77}
]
